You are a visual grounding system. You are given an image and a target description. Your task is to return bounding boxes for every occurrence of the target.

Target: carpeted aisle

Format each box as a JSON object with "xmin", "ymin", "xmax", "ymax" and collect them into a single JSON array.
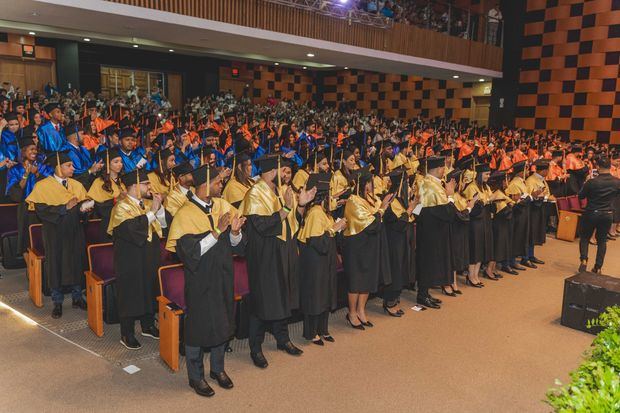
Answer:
[{"xmin": 0, "ymin": 236, "xmax": 616, "ymax": 412}]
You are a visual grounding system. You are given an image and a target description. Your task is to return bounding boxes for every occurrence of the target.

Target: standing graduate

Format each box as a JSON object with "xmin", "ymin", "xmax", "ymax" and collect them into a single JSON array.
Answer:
[
  {"xmin": 505, "ymin": 161, "xmax": 531, "ymax": 270},
  {"xmin": 64, "ymin": 122, "xmax": 102, "ymax": 189},
  {"xmin": 298, "ymin": 172, "xmax": 345, "ymax": 345},
  {"xmin": 25, "ymin": 151, "xmax": 92, "ymax": 318},
  {"xmin": 446, "ymin": 168, "xmax": 471, "ymax": 294},
  {"xmin": 222, "ymin": 152, "xmax": 254, "ymax": 208},
  {"xmin": 107, "ymin": 169, "xmax": 166, "ymax": 349},
  {"xmin": 488, "ymin": 170, "xmax": 515, "ymax": 274},
  {"xmin": 240, "ymin": 154, "xmax": 316, "ymax": 368},
  {"xmin": 37, "ymin": 103, "xmax": 66, "ymax": 152},
  {"xmin": 524, "ymin": 159, "xmax": 552, "ymax": 265},
  {"xmin": 166, "ymin": 164, "xmax": 246, "ymax": 397},
  {"xmin": 6, "ymin": 138, "xmax": 52, "ymax": 258},
  {"xmin": 163, "ymin": 161, "xmax": 194, "ymax": 218},
  {"xmin": 342, "ymin": 166, "xmax": 393, "ymax": 327},
  {"xmin": 414, "ymin": 156, "xmax": 455, "ymax": 309},
  {"xmin": 148, "ymin": 147, "xmax": 176, "ymax": 197},
  {"xmin": 87, "ymin": 148, "xmax": 126, "ymax": 241},
  {"xmin": 382, "ymin": 168, "xmax": 415, "ymax": 316}
]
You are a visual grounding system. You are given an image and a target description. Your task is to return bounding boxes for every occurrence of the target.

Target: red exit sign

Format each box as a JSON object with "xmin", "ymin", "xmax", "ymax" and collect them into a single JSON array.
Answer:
[{"xmin": 231, "ymin": 67, "xmax": 239, "ymax": 78}]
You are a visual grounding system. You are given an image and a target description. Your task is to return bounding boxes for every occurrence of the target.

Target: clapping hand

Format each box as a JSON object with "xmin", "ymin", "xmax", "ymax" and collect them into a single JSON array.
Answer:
[
  {"xmin": 216, "ymin": 212, "xmax": 231, "ymax": 237},
  {"xmin": 66, "ymin": 197, "xmax": 79, "ymax": 210},
  {"xmin": 230, "ymin": 214, "xmax": 246, "ymax": 236},
  {"xmin": 150, "ymin": 193, "xmax": 163, "ymax": 212},
  {"xmin": 380, "ymin": 193, "xmax": 395, "ymax": 211},
  {"xmin": 445, "ymin": 178, "xmax": 456, "ymax": 196},
  {"xmin": 298, "ymin": 186, "xmax": 317, "ymax": 207},
  {"xmin": 283, "ymin": 186, "xmax": 294, "ymax": 209},
  {"xmin": 332, "ymin": 218, "xmax": 347, "ymax": 233}
]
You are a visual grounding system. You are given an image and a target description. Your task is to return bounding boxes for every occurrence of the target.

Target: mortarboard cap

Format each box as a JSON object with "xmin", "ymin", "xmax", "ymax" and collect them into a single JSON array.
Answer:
[
  {"xmin": 19, "ymin": 137, "xmax": 36, "ymax": 149},
  {"xmin": 426, "ymin": 156, "xmax": 446, "ymax": 170},
  {"xmin": 43, "ymin": 102, "xmax": 60, "ymax": 114},
  {"xmin": 44, "ymin": 150, "xmax": 72, "ymax": 168},
  {"xmin": 172, "ymin": 161, "xmax": 193, "ymax": 178},
  {"xmin": 120, "ymin": 168, "xmax": 149, "ymax": 187},
  {"xmin": 306, "ymin": 172, "xmax": 331, "ymax": 195}
]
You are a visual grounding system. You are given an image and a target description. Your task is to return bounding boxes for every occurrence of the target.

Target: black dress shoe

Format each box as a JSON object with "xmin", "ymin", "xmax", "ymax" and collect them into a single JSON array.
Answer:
[
  {"xmin": 428, "ymin": 295, "xmax": 442, "ymax": 304},
  {"xmin": 441, "ymin": 287, "xmax": 457, "ymax": 297},
  {"xmin": 417, "ymin": 296, "xmax": 440, "ymax": 309},
  {"xmin": 591, "ymin": 265, "xmax": 602, "ymax": 274},
  {"xmin": 322, "ymin": 335, "xmax": 335, "ymax": 343},
  {"xmin": 521, "ymin": 260, "xmax": 537, "ymax": 269},
  {"xmin": 250, "ymin": 351, "xmax": 268, "ymax": 368},
  {"xmin": 578, "ymin": 260, "xmax": 588, "ymax": 273},
  {"xmin": 120, "ymin": 335, "xmax": 142, "ymax": 350},
  {"xmin": 277, "ymin": 341, "xmax": 303, "ymax": 356},
  {"xmin": 189, "ymin": 379, "xmax": 215, "ymax": 397},
  {"xmin": 453, "ymin": 289, "xmax": 463, "ymax": 295},
  {"xmin": 311, "ymin": 338, "xmax": 324, "ymax": 346},
  {"xmin": 210, "ymin": 371, "xmax": 234, "ymax": 389},
  {"xmin": 500, "ymin": 266, "xmax": 519, "ymax": 275},
  {"xmin": 72, "ymin": 298, "xmax": 87, "ymax": 310},
  {"xmin": 51, "ymin": 303, "xmax": 62, "ymax": 319},
  {"xmin": 530, "ymin": 257, "xmax": 545, "ymax": 265},
  {"xmin": 511, "ymin": 264, "xmax": 526, "ymax": 271},
  {"xmin": 141, "ymin": 326, "xmax": 160, "ymax": 340}
]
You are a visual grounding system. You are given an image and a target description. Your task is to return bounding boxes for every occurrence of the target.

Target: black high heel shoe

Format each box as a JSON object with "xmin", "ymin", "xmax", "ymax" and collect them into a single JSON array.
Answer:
[
  {"xmin": 441, "ymin": 287, "xmax": 457, "ymax": 297},
  {"xmin": 345, "ymin": 313, "xmax": 365, "ymax": 330},
  {"xmin": 465, "ymin": 276, "xmax": 484, "ymax": 288},
  {"xmin": 453, "ymin": 289, "xmax": 463, "ymax": 295},
  {"xmin": 360, "ymin": 319, "xmax": 374, "ymax": 327},
  {"xmin": 383, "ymin": 305, "xmax": 403, "ymax": 317},
  {"xmin": 483, "ymin": 272, "xmax": 499, "ymax": 281}
]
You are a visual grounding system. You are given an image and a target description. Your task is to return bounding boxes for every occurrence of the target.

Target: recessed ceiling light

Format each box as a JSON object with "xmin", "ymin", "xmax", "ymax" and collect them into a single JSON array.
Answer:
[
  {"xmin": 83, "ymin": 38, "xmax": 91, "ymax": 42},
  {"xmin": 31, "ymin": 12, "xmax": 38, "ymax": 16},
  {"xmin": 479, "ymin": 78, "xmax": 485, "ymax": 82},
  {"xmin": 452, "ymin": 75, "xmax": 459, "ymax": 79},
  {"xmin": 303, "ymin": 66, "xmax": 307, "ymax": 69},
  {"xmin": 133, "ymin": 44, "xmax": 139, "ymax": 48},
  {"xmin": 28, "ymin": 31, "xmax": 36, "ymax": 35},
  {"xmin": 274, "ymin": 62, "xmax": 279, "ymax": 66},
  {"xmin": 168, "ymin": 49, "xmax": 174, "ymax": 52},
  {"xmin": 344, "ymin": 66, "xmax": 349, "ymax": 69},
  {"xmin": 306, "ymin": 53, "xmax": 315, "ymax": 57}
]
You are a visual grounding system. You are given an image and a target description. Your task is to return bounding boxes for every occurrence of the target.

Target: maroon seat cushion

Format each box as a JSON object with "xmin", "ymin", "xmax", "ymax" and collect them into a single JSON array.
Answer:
[
  {"xmin": 160, "ymin": 238, "xmax": 179, "ymax": 266},
  {"xmin": 557, "ymin": 197, "xmax": 570, "ymax": 211},
  {"xmin": 88, "ymin": 244, "xmax": 115, "ymax": 284},
  {"xmin": 160, "ymin": 266, "xmax": 185, "ymax": 310},
  {"xmin": 85, "ymin": 220, "xmax": 104, "ymax": 245},
  {"xmin": 29, "ymin": 224, "xmax": 44, "ymax": 255},
  {"xmin": 233, "ymin": 257, "xmax": 250, "ymax": 297},
  {"xmin": 0, "ymin": 204, "xmax": 18, "ymax": 234}
]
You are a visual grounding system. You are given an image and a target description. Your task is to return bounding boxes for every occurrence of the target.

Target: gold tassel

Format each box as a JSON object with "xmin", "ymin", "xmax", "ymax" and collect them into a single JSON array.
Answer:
[
  {"xmin": 206, "ymin": 165, "xmax": 210, "ymax": 198},
  {"xmin": 106, "ymin": 150, "xmax": 110, "ymax": 174},
  {"xmin": 159, "ymin": 151, "xmax": 163, "ymax": 174},
  {"xmin": 136, "ymin": 170, "xmax": 141, "ymax": 200}
]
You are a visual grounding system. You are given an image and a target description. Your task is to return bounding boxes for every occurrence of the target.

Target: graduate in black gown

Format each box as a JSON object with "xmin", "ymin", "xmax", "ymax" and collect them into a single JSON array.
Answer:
[
  {"xmin": 5, "ymin": 138, "xmax": 52, "ymax": 258},
  {"xmin": 524, "ymin": 159, "xmax": 552, "ymax": 265},
  {"xmin": 382, "ymin": 168, "xmax": 415, "ymax": 316},
  {"xmin": 342, "ymin": 166, "xmax": 393, "ymax": 327},
  {"xmin": 414, "ymin": 156, "xmax": 455, "ymax": 309},
  {"xmin": 298, "ymin": 172, "xmax": 344, "ymax": 345},
  {"xmin": 166, "ymin": 164, "xmax": 247, "ymax": 397},
  {"xmin": 87, "ymin": 148, "xmax": 125, "ymax": 241},
  {"xmin": 240, "ymin": 155, "xmax": 316, "ymax": 368},
  {"xmin": 488, "ymin": 171, "xmax": 515, "ymax": 274},
  {"xmin": 108, "ymin": 169, "xmax": 166, "ymax": 350},
  {"xmin": 446, "ymin": 168, "xmax": 472, "ymax": 295},
  {"xmin": 25, "ymin": 151, "xmax": 92, "ymax": 318},
  {"xmin": 505, "ymin": 161, "xmax": 531, "ymax": 270}
]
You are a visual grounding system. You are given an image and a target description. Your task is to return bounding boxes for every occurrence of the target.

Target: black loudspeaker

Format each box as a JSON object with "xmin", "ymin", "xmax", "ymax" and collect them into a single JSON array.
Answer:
[{"xmin": 561, "ymin": 272, "xmax": 620, "ymax": 335}]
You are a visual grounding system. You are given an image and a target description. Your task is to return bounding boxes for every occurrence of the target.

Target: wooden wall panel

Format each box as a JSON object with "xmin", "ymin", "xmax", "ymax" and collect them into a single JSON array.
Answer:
[
  {"xmin": 515, "ymin": 0, "xmax": 620, "ymax": 144},
  {"xmin": 0, "ymin": 58, "xmax": 54, "ymax": 95},
  {"xmin": 107, "ymin": 0, "xmax": 502, "ymax": 72}
]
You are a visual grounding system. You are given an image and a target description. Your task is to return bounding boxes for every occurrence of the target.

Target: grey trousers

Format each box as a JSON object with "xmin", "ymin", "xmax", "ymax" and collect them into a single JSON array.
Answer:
[{"xmin": 185, "ymin": 342, "xmax": 227, "ymax": 381}]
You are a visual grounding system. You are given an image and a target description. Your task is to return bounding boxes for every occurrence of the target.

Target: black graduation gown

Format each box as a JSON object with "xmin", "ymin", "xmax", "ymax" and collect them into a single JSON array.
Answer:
[
  {"xmin": 492, "ymin": 205, "xmax": 513, "ymax": 262},
  {"xmin": 280, "ymin": 215, "xmax": 300, "ymax": 310},
  {"xmin": 34, "ymin": 203, "xmax": 87, "ymax": 290},
  {"xmin": 383, "ymin": 205, "xmax": 412, "ymax": 292},
  {"xmin": 416, "ymin": 204, "xmax": 454, "ymax": 288},
  {"xmin": 7, "ymin": 186, "xmax": 40, "ymax": 255},
  {"xmin": 342, "ymin": 216, "xmax": 391, "ymax": 293},
  {"xmin": 468, "ymin": 202, "xmax": 494, "ymax": 264},
  {"xmin": 566, "ymin": 167, "xmax": 588, "ymax": 196},
  {"xmin": 511, "ymin": 199, "xmax": 530, "ymax": 257},
  {"xmin": 299, "ymin": 233, "xmax": 338, "ymax": 315},
  {"xmin": 176, "ymin": 229, "xmax": 246, "ymax": 348},
  {"xmin": 245, "ymin": 212, "xmax": 292, "ymax": 321},
  {"xmin": 93, "ymin": 199, "xmax": 114, "ymax": 241},
  {"xmin": 450, "ymin": 207, "xmax": 470, "ymax": 272},
  {"xmin": 112, "ymin": 216, "xmax": 160, "ymax": 318},
  {"xmin": 529, "ymin": 198, "xmax": 547, "ymax": 246}
]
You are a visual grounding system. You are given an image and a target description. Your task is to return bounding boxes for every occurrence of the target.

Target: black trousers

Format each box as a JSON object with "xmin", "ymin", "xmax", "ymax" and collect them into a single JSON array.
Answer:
[
  {"xmin": 185, "ymin": 342, "xmax": 227, "ymax": 381},
  {"xmin": 248, "ymin": 313, "xmax": 290, "ymax": 354},
  {"xmin": 303, "ymin": 311, "xmax": 329, "ymax": 340},
  {"xmin": 120, "ymin": 314, "xmax": 154, "ymax": 338},
  {"xmin": 579, "ymin": 211, "xmax": 613, "ymax": 268}
]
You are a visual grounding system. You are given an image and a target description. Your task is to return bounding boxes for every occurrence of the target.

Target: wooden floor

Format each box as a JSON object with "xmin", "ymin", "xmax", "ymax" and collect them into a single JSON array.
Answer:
[{"xmin": 0, "ymin": 236, "xmax": 616, "ymax": 413}]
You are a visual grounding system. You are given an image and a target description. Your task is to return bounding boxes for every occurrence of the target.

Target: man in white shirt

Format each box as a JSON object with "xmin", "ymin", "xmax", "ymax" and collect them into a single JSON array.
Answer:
[{"xmin": 487, "ymin": 3, "xmax": 503, "ymax": 46}]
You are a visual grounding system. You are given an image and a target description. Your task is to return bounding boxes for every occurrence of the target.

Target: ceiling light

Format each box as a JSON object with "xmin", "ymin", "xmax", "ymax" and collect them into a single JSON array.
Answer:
[
  {"xmin": 274, "ymin": 62, "xmax": 279, "ymax": 66},
  {"xmin": 168, "ymin": 49, "xmax": 174, "ymax": 52},
  {"xmin": 31, "ymin": 12, "xmax": 38, "ymax": 16},
  {"xmin": 83, "ymin": 38, "xmax": 91, "ymax": 42},
  {"xmin": 28, "ymin": 31, "xmax": 36, "ymax": 35},
  {"xmin": 133, "ymin": 44, "xmax": 139, "ymax": 48},
  {"xmin": 306, "ymin": 53, "xmax": 315, "ymax": 57},
  {"xmin": 303, "ymin": 66, "xmax": 307, "ymax": 69},
  {"xmin": 479, "ymin": 78, "xmax": 485, "ymax": 82},
  {"xmin": 452, "ymin": 75, "xmax": 459, "ymax": 79},
  {"xmin": 344, "ymin": 67, "xmax": 349, "ymax": 69}
]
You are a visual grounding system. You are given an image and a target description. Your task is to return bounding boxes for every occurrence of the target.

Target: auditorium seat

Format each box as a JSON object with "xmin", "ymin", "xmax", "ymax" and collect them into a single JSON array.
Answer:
[
  {"xmin": 85, "ymin": 243, "xmax": 116, "ymax": 337},
  {"xmin": 84, "ymin": 219, "xmax": 105, "ymax": 245},
  {"xmin": 27, "ymin": 224, "xmax": 45, "ymax": 307},
  {"xmin": 158, "ymin": 259, "xmax": 250, "ymax": 371},
  {"xmin": 159, "ymin": 238, "xmax": 179, "ymax": 266},
  {"xmin": 0, "ymin": 203, "xmax": 19, "ymax": 235}
]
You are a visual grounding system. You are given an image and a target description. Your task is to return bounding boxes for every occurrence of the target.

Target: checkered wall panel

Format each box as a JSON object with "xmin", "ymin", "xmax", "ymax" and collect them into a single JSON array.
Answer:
[
  {"xmin": 322, "ymin": 70, "xmax": 476, "ymax": 121},
  {"xmin": 515, "ymin": 0, "xmax": 620, "ymax": 144}
]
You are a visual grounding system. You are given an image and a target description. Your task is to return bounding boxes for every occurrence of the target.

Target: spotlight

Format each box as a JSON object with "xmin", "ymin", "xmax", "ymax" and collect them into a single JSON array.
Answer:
[
  {"xmin": 83, "ymin": 38, "xmax": 91, "ymax": 42},
  {"xmin": 168, "ymin": 49, "xmax": 174, "ymax": 52},
  {"xmin": 307, "ymin": 53, "xmax": 315, "ymax": 57},
  {"xmin": 479, "ymin": 78, "xmax": 485, "ymax": 82},
  {"xmin": 133, "ymin": 44, "xmax": 139, "ymax": 48},
  {"xmin": 303, "ymin": 66, "xmax": 307, "ymax": 69},
  {"xmin": 274, "ymin": 62, "xmax": 279, "ymax": 66},
  {"xmin": 344, "ymin": 66, "xmax": 349, "ymax": 69},
  {"xmin": 452, "ymin": 75, "xmax": 459, "ymax": 79},
  {"xmin": 28, "ymin": 31, "xmax": 36, "ymax": 35}
]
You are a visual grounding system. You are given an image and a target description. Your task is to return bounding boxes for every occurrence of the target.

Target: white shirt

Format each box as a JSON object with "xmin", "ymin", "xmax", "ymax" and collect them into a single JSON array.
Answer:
[
  {"xmin": 127, "ymin": 194, "xmax": 167, "ymax": 228},
  {"xmin": 191, "ymin": 194, "xmax": 242, "ymax": 255},
  {"xmin": 179, "ymin": 185, "xmax": 190, "ymax": 196},
  {"xmin": 488, "ymin": 8, "xmax": 502, "ymax": 23}
]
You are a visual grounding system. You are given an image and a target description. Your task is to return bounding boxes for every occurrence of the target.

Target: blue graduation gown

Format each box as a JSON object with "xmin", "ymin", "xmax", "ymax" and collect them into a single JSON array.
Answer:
[
  {"xmin": 0, "ymin": 130, "xmax": 18, "ymax": 163},
  {"xmin": 6, "ymin": 162, "xmax": 53, "ymax": 199},
  {"xmin": 64, "ymin": 143, "xmax": 94, "ymax": 175},
  {"xmin": 37, "ymin": 121, "xmax": 66, "ymax": 152},
  {"xmin": 120, "ymin": 147, "xmax": 149, "ymax": 172}
]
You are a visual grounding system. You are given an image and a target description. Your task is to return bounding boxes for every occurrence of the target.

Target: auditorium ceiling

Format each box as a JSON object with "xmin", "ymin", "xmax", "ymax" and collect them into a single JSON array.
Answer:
[{"xmin": 0, "ymin": 0, "xmax": 502, "ymax": 81}]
